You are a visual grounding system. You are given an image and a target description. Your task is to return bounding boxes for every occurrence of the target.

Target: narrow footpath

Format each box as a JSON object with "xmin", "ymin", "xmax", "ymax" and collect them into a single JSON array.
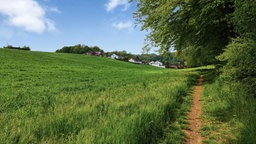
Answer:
[{"xmin": 184, "ymin": 75, "xmax": 204, "ymax": 144}]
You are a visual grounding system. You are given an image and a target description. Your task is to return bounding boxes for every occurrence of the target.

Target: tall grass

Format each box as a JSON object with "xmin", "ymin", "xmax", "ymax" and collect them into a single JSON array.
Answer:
[
  {"xmin": 0, "ymin": 49, "xmax": 198, "ymax": 143},
  {"xmin": 200, "ymin": 69, "xmax": 256, "ymax": 143},
  {"xmin": 223, "ymin": 82, "xmax": 256, "ymax": 144}
]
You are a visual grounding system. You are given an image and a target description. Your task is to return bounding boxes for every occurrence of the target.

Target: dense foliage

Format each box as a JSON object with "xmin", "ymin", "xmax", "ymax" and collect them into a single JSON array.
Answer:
[
  {"xmin": 133, "ymin": 0, "xmax": 236, "ymax": 66},
  {"xmin": 56, "ymin": 44, "xmax": 104, "ymax": 54},
  {"xmin": 3, "ymin": 45, "xmax": 30, "ymax": 51},
  {"xmin": 218, "ymin": 38, "xmax": 256, "ymax": 97},
  {"xmin": 134, "ymin": 1, "xmax": 256, "ymax": 142},
  {"xmin": 216, "ymin": 0, "xmax": 256, "ymax": 98},
  {"xmin": 133, "ymin": 0, "xmax": 255, "ymax": 94},
  {"xmin": 232, "ymin": 0, "xmax": 256, "ymax": 39}
]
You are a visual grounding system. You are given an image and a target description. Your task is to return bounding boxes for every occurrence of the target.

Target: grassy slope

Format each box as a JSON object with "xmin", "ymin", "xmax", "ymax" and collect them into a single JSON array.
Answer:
[{"xmin": 0, "ymin": 49, "xmax": 198, "ymax": 143}]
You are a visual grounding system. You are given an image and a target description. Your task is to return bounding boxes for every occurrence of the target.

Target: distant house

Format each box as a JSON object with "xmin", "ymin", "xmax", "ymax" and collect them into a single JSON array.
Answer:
[
  {"xmin": 167, "ymin": 64, "xmax": 185, "ymax": 69},
  {"xmin": 128, "ymin": 58, "xmax": 142, "ymax": 64},
  {"xmin": 167, "ymin": 61, "xmax": 185, "ymax": 69},
  {"xmin": 86, "ymin": 51, "xmax": 94, "ymax": 55},
  {"xmin": 149, "ymin": 61, "xmax": 165, "ymax": 68},
  {"xmin": 128, "ymin": 58, "xmax": 136, "ymax": 63},
  {"xmin": 111, "ymin": 54, "xmax": 120, "ymax": 59},
  {"xmin": 95, "ymin": 51, "xmax": 104, "ymax": 56},
  {"xmin": 86, "ymin": 51, "xmax": 104, "ymax": 56},
  {"xmin": 168, "ymin": 64, "xmax": 179, "ymax": 69}
]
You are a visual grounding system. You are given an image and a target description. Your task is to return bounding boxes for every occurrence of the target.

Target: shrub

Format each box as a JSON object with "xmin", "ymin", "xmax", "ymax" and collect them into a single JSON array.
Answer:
[{"xmin": 217, "ymin": 37, "xmax": 256, "ymax": 98}]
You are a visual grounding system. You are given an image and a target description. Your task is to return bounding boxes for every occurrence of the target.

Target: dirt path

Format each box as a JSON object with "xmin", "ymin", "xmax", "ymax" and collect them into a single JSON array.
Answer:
[{"xmin": 184, "ymin": 75, "xmax": 204, "ymax": 144}]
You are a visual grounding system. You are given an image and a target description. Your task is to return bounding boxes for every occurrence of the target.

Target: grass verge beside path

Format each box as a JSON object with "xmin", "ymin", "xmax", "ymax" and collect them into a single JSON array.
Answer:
[
  {"xmin": 159, "ymin": 74, "xmax": 198, "ymax": 144},
  {"xmin": 200, "ymin": 72, "xmax": 238, "ymax": 143},
  {"xmin": 200, "ymin": 69, "xmax": 256, "ymax": 144}
]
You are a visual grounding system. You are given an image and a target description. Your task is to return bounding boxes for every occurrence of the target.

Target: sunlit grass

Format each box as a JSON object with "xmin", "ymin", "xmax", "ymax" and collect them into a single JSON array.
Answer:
[{"xmin": 0, "ymin": 49, "xmax": 198, "ymax": 143}]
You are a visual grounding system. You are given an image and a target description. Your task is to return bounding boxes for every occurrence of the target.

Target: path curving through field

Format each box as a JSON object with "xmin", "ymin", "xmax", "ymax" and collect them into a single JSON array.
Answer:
[{"xmin": 184, "ymin": 75, "xmax": 204, "ymax": 144}]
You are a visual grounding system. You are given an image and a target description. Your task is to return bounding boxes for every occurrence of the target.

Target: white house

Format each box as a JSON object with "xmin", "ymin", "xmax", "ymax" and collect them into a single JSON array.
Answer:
[
  {"xmin": 149, "ymin": 61, "xmax": 165, "ymax": 68},
  {"xmin": 128, "ymin": 58, "xmax": 142, "ymax": 64},
  {"xmin": 111, "ymin": 54, "xmax": 120, "ymax": 59}
]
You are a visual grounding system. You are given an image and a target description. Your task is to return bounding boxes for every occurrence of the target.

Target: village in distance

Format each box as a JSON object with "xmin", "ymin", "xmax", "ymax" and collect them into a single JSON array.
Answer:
[{"xmin": 2, "ymin": 44, "xmax": 185, "ymax": 69}]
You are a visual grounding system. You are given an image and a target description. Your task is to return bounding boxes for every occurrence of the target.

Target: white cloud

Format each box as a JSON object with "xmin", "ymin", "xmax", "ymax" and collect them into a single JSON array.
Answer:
[
  {"xmin": 45, "ymin": 19, "xmax": 56, "ymax": 31},
  {"xmin": 48, "ymin": 7, "xmax": 61, "ymax": 13},
  {"xmin": 106, "ymin": 0, "xmax": 130, "ymax": 12},
  {"xmin": 0, "ymin": 0, "xmax": 56, "ymax": 33},
  {"xmin": 112, "ymin": 21, "xmax": 133, "ymax": 30}
]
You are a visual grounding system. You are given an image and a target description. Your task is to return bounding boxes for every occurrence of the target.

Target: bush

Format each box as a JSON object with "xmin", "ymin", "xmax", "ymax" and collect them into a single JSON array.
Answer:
[{"xmin": 217, "ymin": 37, "xmax": 256, "ymax": 98}]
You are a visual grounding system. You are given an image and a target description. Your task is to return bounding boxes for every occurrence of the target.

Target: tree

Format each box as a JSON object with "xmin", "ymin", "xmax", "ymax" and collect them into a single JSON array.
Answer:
[
  {"xmin": 22, "ymin": 46, "xmax": 30, "ymax": 51},
  {"xmin": 133, "ymin": 0, "xmax": 236, "ymax": 66},
  {"xmin": 217, "ymin": 0, "xmax": 256, "ymax": 98},
  {"xmin": 232, "ymin": 0, "xmax": 256, "ymax": 40},
  {"xmin": 3, "ymin": 45, "xmax": 30, "ymax": 51},
  {"xmin": 56, "ymin": 44, "xmax": 104, "ymax": 54}
]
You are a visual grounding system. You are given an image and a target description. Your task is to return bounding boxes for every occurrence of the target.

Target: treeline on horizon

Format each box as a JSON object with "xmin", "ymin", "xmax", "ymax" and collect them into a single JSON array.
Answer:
[
  {"xmin": 55, "ymin": 44, "xmax": 103, "ymax": 54},
  {"xmin": 2, "ymin": 45, "xmax": 30, "ymax": 51},
  {"xmin": 56, "ymin": 44, "xmax": 182, "ymax": 65}
]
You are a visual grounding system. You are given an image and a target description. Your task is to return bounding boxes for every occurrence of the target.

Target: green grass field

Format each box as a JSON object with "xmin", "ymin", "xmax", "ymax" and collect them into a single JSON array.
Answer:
[{"xmin": 0, "ymin": 49, "xmax": 198, "ymax": 143}]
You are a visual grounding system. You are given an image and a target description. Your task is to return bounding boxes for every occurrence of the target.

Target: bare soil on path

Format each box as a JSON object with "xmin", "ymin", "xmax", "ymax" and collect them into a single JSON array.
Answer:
[{"xmin": 184, "ymin": 75, "xmax": 204, "ymax": 144}]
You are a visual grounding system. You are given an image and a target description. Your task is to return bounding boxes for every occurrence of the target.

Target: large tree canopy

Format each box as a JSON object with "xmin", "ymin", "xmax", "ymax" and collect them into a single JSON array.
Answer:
[
  {"xmin": 133, "ymin": 0, "xmax": 236, "ymax": 66},
  {"xmin": 133, "ymin": 0, "xmax": 256, "ymax": 96},
  {"xmin": 217, "ymin": 0, "xmax": 256, "ymax": 98}
]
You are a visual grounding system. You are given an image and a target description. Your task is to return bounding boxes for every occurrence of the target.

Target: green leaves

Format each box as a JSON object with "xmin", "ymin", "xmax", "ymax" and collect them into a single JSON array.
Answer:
[
  {"xmin": 218, "ymin": 37, "xmax": 256, "ymax": 97},
  {"xmin": 232, "ymin": 0, "xmax": 256, "ymax": 39},
  {"xmin": 134, "ymin": 0, "xmax": 236, "ymax": 66}
]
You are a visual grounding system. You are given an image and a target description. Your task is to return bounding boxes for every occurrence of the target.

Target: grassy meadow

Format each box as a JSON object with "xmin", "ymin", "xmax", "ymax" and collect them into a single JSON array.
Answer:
[{"xmin": 0, "ymin": 49, "xmax": 199, "ymax": 143}]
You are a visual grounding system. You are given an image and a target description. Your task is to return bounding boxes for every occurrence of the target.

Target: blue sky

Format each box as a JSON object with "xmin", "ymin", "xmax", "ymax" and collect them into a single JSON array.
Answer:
[{"xmin": 0, "ymin": 0, "xmax": 151, "ymax": 54}]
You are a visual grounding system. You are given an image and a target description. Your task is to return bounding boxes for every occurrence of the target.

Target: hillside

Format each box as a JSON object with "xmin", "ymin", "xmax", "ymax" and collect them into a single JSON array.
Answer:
[{"xmin": 0, "ymin": 49, "xmax": 199, "ymax": 143}]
